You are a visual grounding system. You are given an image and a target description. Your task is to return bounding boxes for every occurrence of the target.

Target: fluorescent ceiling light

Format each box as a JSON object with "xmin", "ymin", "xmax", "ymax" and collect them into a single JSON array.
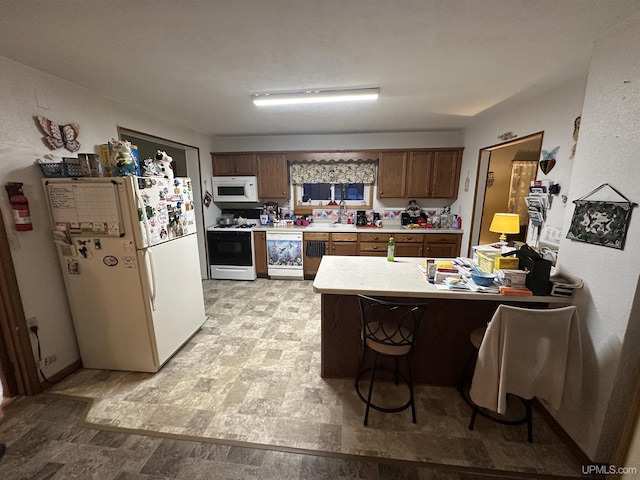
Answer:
[{"xmin": 252, "ymin": 88, "xmax": 379, "ymax": 106}]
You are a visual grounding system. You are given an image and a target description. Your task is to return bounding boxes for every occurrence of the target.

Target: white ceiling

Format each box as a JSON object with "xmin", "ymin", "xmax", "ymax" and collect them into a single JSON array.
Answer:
[{"xmin": 2, "ymin": 0, "xmax": 639, "ymax": 137}]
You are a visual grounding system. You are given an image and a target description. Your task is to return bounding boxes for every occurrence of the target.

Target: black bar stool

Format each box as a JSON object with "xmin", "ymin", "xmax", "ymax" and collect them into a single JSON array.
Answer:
[{"xmin": 354, "ymin": 294, "xmax": 428, "ymax": 426}]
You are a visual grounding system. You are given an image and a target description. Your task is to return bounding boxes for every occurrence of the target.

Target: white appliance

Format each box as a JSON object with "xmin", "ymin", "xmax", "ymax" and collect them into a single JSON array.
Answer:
[
  {"xmin": 266, "ymin": 232, "xmax": 303, "ymax": 279},
  {"xmin": 212, "ymin": 176, "xmax": 258, "ymax": 203},
  {"xmin": 207, "ymin": 223, "xmax": 257, "ymax": 280},
  {"xmin": 42, "ymin": 176, "xmax": 206, "ymax": 373}
]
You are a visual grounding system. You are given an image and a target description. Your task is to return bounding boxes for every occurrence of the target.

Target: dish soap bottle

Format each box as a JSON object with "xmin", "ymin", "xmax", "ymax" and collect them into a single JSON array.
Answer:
[{"xmin": 387, "ymin": 236, "xmax": 395, "ymax": 262}]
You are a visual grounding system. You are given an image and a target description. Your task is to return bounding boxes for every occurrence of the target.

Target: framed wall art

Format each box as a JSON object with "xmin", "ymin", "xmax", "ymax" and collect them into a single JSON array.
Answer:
[{"xmin": 566, "ymin": 183, "xmax": 635, "ymax": 250}]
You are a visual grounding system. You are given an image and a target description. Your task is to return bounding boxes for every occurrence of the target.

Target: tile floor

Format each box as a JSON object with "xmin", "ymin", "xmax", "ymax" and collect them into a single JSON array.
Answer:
[{"xmin": 2, "ymin": 279, "xmax": 594, "ymax": 478}]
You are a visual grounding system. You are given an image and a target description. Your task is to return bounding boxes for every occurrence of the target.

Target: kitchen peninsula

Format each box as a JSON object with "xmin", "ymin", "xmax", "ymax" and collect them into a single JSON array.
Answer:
[{"xmin": 312, "ymin": 255, "xmax": 568, "ymax": 385}]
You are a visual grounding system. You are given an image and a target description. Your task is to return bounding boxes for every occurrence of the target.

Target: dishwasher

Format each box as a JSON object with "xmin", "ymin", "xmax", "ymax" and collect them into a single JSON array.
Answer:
[{"xmin": 266, "ymin": 232, "xmax": 303, "ymax": 279}]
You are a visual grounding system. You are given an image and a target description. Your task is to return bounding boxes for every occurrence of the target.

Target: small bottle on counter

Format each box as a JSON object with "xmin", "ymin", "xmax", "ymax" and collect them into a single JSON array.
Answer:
[
  {"xmin": 452, "ymin": 215, "xmax": 459, "ymax": 229},
  {"xmin": 387, "ymin": 236, "xmax": 395, "ymax": 262}
]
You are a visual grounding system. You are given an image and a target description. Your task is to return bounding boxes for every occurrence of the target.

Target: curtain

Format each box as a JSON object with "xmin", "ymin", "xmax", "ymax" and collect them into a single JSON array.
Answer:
[
  {"xmin": 290, "ymin": 161, "xmax": 376, "ymax": 184},
  {"xmin": 508, "ymin": 161, "xmax": 538, "ymax": 224}
]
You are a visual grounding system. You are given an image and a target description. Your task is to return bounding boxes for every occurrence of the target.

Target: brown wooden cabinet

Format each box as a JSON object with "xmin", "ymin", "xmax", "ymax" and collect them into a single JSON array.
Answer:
[
  {"xmin": 253, "ymin": 231, "xmax": 268, "ymax": 278},
  {"xmin": 257, "ymin": 154, "xmax": 289, "ymax": 199},
  {"xmin": 424, "ymin": 233, "xmax": 461, "ymax": 258},
  {"xmin": 358, "ymin": 232, "xmax": 391, "ymax": 256},
  {"xmin": 394, "ymin": 233, "xmax": 424, "ymax": 256},
  {"xmin": 377, "ymin": 152, "xmax": 407, "ymax": 198},
  {"xmin": 379, "ymin": 149, "xmax": 463, "ymax": 199},
  {"xmin": 330, "ymin": 232, "xmax": 359, "ymax": 256},
  {"xmin": 303, "ymin": 232, "xmax": 329, "ymax": 278},
  {"xmin": 359, "ymin": 232, "xmax": 424, "ymax": 257},
  {"xmin": 211, "ymin": 154, "xmax": 256, "ymax": 176}
]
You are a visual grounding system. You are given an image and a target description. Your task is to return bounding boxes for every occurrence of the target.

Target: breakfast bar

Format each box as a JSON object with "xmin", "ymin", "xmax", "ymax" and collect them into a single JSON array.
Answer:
[{"xmin": 312, "ymin": 255, "xmax": 569, "ymax": 385}]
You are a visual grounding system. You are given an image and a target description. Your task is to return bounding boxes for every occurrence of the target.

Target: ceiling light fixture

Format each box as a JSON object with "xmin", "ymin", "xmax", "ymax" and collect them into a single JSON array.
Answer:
[{"xmin": 252, "ymin": 88, "xmax": 380, "ymax": 106}]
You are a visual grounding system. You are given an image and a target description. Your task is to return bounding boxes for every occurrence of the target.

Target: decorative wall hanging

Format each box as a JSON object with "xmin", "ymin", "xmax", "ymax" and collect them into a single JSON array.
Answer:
[
  {"xmin": 498, "ymin": 132, "xmax": 517, "ymax": 141},
  {"xmin": 566, "ymin": 183, "xmax": 636, "ymax": 250},
  {"xmin": 570, "ymin": 115, "xmax": 581, "ymax": 159},
  {"xmin": 36, "ymin": 115, "xmax": 80, "ymax": 152},
  {"xmin": 540, "ymin": 146, "xmax": 559, "ymax": 175},
  {"xmin": 486, "ymin": 171, "xmax": 495, "ymax": 188}
]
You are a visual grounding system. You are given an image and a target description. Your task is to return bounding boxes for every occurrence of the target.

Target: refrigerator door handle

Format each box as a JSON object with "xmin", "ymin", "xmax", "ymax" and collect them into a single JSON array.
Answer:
[
  {"xmin": 144, "ymin": 249, "xmax": 158, "ymax": 311},
  {"xmin": 133, "ymin": 180, "xmax": 152, "ymax": 248}
]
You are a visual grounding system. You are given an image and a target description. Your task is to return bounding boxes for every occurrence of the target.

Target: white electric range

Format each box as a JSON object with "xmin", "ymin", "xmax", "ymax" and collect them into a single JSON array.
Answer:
[{"xmin": 207, "ymin": 210, "xmax": 259, "ymax": 281}]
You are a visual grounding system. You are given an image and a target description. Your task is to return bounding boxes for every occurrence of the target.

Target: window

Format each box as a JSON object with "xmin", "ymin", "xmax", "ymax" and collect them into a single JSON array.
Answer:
[{"xmin": 302, "ymin": 183, "xmax": 366, "ymax": 203}]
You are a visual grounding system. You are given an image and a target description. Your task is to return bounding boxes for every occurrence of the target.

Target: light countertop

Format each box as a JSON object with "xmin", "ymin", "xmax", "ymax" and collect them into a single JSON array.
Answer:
[
  {"xmin": 252, "ymin": 224, "xmax": 463, "ymax": 234},
  {"xmin": 312, "ymin": 255, "xmax": 567, "ymax": 303}
]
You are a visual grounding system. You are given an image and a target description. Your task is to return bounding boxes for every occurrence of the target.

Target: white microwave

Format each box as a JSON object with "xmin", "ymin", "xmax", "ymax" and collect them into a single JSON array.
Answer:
[{"xmin": 212, "ymin": 176, "xmax": 258, "ymax": 203}]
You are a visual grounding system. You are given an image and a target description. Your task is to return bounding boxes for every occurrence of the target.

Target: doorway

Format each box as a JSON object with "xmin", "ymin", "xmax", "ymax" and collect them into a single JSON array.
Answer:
[{"xmin": 470, "ymin": 132, "xmax": 544, "ymax": 250}]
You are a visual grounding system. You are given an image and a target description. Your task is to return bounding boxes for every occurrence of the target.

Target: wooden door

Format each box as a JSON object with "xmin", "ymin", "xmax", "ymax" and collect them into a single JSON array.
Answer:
[{"xmin": 377, "ymin": 152, "xmax": 407, "ymax": 198}]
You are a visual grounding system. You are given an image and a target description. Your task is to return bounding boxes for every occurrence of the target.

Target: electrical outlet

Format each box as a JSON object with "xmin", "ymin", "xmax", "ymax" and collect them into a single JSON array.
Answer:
[{"xmin": 27, "ymin": 317, "xmax": 38, "ymax": 329}]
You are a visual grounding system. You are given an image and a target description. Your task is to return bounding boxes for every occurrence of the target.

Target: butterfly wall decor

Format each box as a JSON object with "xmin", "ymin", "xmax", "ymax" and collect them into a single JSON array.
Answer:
[
  {"xmin": 36, "ymin": 115, "xmax": 81, "ymax": 152},
  {"xmin": 540, "ymin": 146, "xmax": 559, "ymax": 175}
]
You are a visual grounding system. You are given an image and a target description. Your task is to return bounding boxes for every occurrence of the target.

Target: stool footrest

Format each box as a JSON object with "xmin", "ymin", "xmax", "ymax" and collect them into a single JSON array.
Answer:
[{"xmin": 355, "ymin": 366, "xmax": 413, "ymax": 413}]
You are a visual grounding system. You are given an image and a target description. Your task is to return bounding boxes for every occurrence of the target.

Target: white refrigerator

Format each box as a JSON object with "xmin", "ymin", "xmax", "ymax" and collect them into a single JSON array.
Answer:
[{"xmin": 43, "ymin": 176, "xmax": 206, "ymax": 372}]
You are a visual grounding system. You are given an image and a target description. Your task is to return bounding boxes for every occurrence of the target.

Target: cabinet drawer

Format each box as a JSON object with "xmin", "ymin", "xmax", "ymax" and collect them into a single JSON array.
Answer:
[
  {"xmin": 425, "ymin": 234, "xmax": 459, "ymax": 244},
  {"xmin": 394, "ymin": 233, "xmax": 423, "ymax": 243},
  {"xmin": 359, "ymin": 242, "xmax": 388, "ymax": 253},
  {"xmin": 304, "ymin": 232, "xmax": 330, "ymax": 241},
  {"xmin": 359, "ymin": 233, "xmax": 391, "ymax": 243},
  {"xmin": 331, "ymin": 233, "xmax": 358, "ymax": 241}
]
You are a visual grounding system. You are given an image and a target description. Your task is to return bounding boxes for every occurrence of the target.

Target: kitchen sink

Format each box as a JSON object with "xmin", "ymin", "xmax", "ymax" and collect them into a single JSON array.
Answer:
[{"xmin": 306, "ymin": 223, "xmax": 356, "ymax": 230}]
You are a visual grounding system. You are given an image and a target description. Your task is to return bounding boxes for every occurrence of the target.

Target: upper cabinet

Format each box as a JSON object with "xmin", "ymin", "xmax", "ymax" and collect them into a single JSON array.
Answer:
[
  {"xmin": 257, "ymin": 154, "xmax": 289, "ymax": 198},
  {"xmin": 211, "ymin": 154, "xmax": 256, "ymax": 176},
  {"xmin": 380, "ymin": 148, "xmax": 463, "ymax": 199},
  {"xmin": 377, "ymin": 152, "xmax": 408, "ymax": 198}
]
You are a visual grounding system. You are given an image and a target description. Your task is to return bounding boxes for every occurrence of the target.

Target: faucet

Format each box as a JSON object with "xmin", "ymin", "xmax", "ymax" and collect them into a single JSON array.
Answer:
[{"xmin": 337, "ymin": 198, "xmax": 346, "ymax": 223}]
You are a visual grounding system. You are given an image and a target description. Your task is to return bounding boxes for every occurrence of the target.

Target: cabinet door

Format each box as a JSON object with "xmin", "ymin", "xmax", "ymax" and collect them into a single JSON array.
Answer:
[
  {"xmin": 257, "ymin": 154, "xmax": 288, "ymax": 198},
  {"xmin": 377, "ymin": 152, "xmax": 407, "ymax": 198},
  {"xmin": 233, "ymin": 155, "xmax": 257, "ymax": 175},
  {"xmin": 211, "ymin": 155, "xmax": 237, "ymax": 176},
  {"xmin": 424, "ymin": 234, "xmax": 462, "ymax": 258},
  {"xmin": 211, "ymin": 154, "xmax": 256, "ymax": 176},
  {"xmin": 330, "ymin": 233, "xmax": 358, "ymax": 256},
  {"xmin": 406, "ymin": 151, "xmax": 432, "ymax": 198},
  {"xmin": 430, "ymin": 151, "xmax": 461, "ymax": 198},
  {"xmin": 396, "ymin": 243, "xmax": 424, "ymax": 257},
  {"xmin": 253, "ymin": 231, "xmax": 268, "ymax": 277},
  {"xmin": 303, "ymin": 232, "xmax": 329, "ymax": 277}
]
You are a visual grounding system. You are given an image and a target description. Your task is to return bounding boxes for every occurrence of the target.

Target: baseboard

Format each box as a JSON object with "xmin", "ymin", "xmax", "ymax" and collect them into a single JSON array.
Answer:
[
  {"xmin": 39, "ymin": 359, "xmax": 82, "ymax": 387},
  {"xmin": 533, "ymin": 399, "xmax": 593, "ymax": 464}
]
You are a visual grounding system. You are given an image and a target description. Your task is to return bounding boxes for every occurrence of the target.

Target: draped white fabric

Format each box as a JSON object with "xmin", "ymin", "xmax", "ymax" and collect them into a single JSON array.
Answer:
[{"xmin": 290, "ymin": 161, "xmax": 376, "ymax": 184}]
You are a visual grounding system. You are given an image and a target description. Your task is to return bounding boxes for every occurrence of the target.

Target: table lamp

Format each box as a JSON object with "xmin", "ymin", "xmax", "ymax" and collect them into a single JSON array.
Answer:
[{"xmin": 489, "ymin": 213, "xmax": 520, "ymax": 243}]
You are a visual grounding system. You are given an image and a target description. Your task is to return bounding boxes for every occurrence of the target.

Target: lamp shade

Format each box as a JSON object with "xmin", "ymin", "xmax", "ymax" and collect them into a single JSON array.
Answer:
[{"xmin": 489, "ymin": 213, "xmax": 520, "ymax": 242}]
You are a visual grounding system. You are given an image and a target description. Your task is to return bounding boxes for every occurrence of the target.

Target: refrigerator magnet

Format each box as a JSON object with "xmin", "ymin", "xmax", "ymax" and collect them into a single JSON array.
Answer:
[
  {"xmin": 67, "ymin": 259, "xmax": 79, "ymax": 275},
  {"xmin": 122, "ymin": 256, "xmax": 136, "ymax": 268},
  {"xmin": 103, "ymin": 255, "xmax": 118, "ymax": 267}
]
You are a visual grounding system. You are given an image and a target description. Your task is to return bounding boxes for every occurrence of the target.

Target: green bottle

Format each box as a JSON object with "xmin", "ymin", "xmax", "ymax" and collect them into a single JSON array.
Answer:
[{"xmin": 387, "ymin": 236, "xmax": 395, "ymax": 262}]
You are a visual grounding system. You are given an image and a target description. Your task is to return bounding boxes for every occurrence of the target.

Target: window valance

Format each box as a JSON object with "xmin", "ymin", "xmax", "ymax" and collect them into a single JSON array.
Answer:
[{"xmin": 290, "ymin": 161, "xmax": 376, "ymax": 184}]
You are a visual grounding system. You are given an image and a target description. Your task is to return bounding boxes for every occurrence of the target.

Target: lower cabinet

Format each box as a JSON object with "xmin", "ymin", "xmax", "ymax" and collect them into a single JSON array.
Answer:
[
  {"xmin": 257, "ymin": 230, "xmax": 462, "ymax": 278},
  {"xmin": 303, "ymin": 232, "xmax": 329, "ymax": 278},
  {"xmin": 330, "ymin": 233, "xmax": 359, "ymax": 256},
  {"xmin": 359, "ymin": 232, "xmax": 391, "ymax": 256},
  {"xmin": 424, "ymin": 233, "xmax": 462, "ymax": 258},
  {"xmin": 254, "ymin": 231, "xmax": 268, "ymax": 278}
]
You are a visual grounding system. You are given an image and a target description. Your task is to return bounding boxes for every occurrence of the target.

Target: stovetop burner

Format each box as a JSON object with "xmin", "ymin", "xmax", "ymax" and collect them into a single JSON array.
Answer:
[{"xmin": 209, "ymin": 222, "xmax": 257, "ymax": 230}]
